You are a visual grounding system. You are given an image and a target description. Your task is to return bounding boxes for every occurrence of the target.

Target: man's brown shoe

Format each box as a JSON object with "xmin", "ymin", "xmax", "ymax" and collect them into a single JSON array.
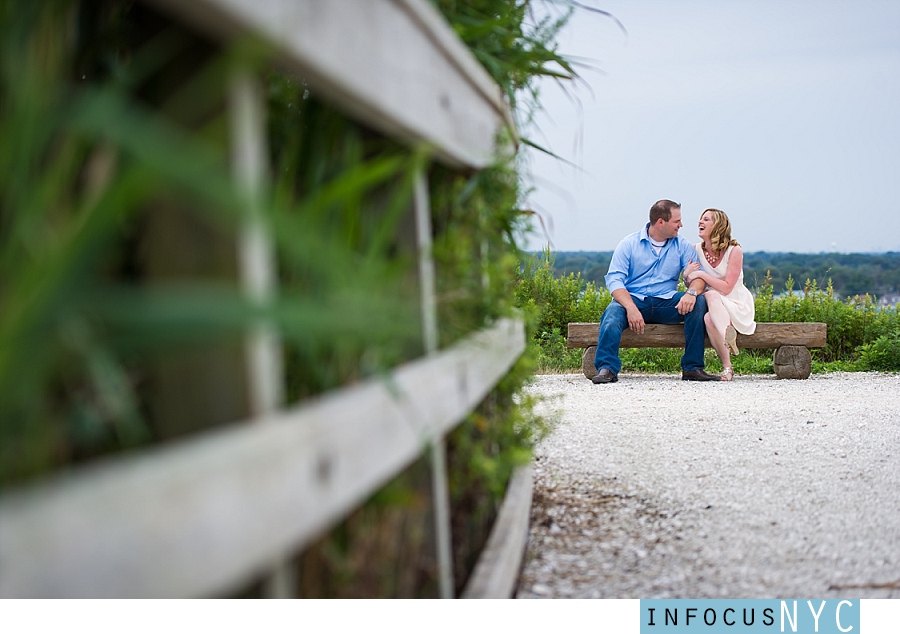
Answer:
[
  {"xmin": 682, "ymin": 369, "xmax": 721, "ymax": 381},
  {"xmin": 592, "ymin": 368, "xmax": 618, "ymax": 384}
]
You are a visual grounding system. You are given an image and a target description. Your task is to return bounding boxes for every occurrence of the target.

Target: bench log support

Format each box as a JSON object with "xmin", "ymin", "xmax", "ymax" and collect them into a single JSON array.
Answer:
[{"xmin": 568, "ymin": 322, "xmax": 827, "ymax": 380}]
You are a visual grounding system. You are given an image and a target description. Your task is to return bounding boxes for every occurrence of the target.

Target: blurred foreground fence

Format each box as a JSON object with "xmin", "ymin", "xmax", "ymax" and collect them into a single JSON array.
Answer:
[{"xmin": 0, "ymin": 0, "xmax": 530, "ymax": 598}]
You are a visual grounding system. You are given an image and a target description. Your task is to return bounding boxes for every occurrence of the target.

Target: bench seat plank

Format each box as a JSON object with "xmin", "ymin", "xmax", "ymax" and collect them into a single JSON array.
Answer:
[{"xmin": 567, "ymin": 322, "xmax": 827, "ymax": 349}]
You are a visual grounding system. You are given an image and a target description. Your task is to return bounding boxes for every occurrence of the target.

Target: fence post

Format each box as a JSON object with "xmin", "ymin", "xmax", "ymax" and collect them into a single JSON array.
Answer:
[
  {"xmin": 228, "ymin": 69, "xmax": 292, "ymax": 598},
  {"xmin": 413, "ymin": 169, "xmax": 455, "ymax": 598},
  {"xmin": 230, "ymin": 71, "xmax": 284, "ymax": 418}
]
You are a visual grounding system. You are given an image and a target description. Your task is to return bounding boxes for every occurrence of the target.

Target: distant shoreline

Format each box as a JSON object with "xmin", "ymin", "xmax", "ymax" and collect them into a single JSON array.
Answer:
[{"xmin": 527, "ymin": 250, "xmax": 900, "ymax": 302}]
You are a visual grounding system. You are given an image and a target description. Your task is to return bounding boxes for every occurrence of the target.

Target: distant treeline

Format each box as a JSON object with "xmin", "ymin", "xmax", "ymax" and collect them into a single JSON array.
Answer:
[{"xmin": 536, "ymin": 251, "xmax": 900, "ymax": 298}]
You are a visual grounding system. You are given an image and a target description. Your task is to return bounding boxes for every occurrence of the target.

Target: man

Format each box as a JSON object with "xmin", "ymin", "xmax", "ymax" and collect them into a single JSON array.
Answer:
[{"xmin": 592, "ymin": 199, "xmax": 720, "ymax": 383}]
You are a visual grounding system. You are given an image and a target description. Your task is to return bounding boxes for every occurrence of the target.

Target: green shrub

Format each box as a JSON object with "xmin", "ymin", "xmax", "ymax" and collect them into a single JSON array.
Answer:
[
  {"xmin": 856, "ymin": 333, "xmax": 900, "ymax": 372},
  {"xmin": 515, "ymin": 249, "xmax": 610, "ymax": 372},
  {"xmin": 755, "ymin": 272, "xmax": 899, "ymax": 367}
]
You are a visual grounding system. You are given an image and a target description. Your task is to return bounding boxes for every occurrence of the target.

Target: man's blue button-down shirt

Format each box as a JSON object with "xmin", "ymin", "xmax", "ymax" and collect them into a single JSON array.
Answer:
[{"xmin": 604, "ymin": 223, "xmax": 698, "ymax": 300}]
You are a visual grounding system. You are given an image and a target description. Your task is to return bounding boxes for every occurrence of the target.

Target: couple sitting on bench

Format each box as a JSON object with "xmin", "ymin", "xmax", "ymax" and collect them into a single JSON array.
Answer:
[{"xmin": 592, "ymin": 199, "xmax": 757, "ymax": 384}]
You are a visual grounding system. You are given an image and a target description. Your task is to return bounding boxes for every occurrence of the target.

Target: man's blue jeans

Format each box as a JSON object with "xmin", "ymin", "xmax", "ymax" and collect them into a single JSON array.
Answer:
[{"xmin": 593, "ymin": 293, "xmax": 708, "ymax": 375}]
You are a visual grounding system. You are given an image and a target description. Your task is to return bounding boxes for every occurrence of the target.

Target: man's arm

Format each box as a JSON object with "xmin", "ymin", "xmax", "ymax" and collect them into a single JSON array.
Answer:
[
  {"xmin": 676, "ymin": 275, "xmax": 705, "ymax": 315},
  {"xmin": 604, "ymin": 238, "xmax": 631, "ymax": 294},
  {"xmin": 676, "ymin": 241, "xmax": 705, "ymax": 315},
  {"xmin": 611, "ymin": 288, "xmax": 646, "ymax": 334},
  {"xmin": 676, "ymin": 236, "xmax": 706, "ymax": 315},
  {"xmin": 606, "ymin": 235, "xmax": 647, "ymax": 333}
]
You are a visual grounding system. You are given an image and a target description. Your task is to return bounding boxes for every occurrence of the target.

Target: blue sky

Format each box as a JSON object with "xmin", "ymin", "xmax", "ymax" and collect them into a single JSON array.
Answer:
[{"xmin": 522, "ymin": 0, "xmax": 900, "ymax": 253}]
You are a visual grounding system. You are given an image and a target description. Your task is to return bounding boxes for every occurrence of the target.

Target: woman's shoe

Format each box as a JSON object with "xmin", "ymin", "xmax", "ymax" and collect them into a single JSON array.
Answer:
[
  {"xmin": 725, "ymin": 325, "xmax": 739, "ymax": 356},
  {"xmin": 721, "ymin": 366, "xmax": 734, "ymax": 381}
]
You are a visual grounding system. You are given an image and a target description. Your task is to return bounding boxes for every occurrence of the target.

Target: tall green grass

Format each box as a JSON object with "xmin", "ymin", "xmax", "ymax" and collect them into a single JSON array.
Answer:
[{"xmin": 0, "ymin": 2, "xmax": 424, "ymax": 486}]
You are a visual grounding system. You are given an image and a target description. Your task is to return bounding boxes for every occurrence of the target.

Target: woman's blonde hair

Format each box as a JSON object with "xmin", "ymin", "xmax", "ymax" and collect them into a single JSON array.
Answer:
[{"xmin": 702, "ymin": 208, "xmax": 740, "ymax": 252}]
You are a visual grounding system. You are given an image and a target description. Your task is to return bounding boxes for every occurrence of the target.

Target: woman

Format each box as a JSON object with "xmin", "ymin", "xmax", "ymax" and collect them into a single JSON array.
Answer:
[{"xmin": 684, "ymin": 208, "xmax": 756, "ymax": 381}]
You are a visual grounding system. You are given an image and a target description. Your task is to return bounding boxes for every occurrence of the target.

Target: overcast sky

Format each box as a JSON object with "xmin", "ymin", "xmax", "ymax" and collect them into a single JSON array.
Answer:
[{"xmin": 522, "ymin": 0, "xmax": 900, "ymax": 254}]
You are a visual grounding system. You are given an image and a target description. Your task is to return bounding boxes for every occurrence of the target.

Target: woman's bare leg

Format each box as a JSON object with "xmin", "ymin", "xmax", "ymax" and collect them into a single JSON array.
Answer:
[
  {"xmin": 705, "ymin": 312, "xmax": 731, "ymax": 371},
  {"xmin": 704, "ymin": 292, "xmax": 732, "ymax": 373}
]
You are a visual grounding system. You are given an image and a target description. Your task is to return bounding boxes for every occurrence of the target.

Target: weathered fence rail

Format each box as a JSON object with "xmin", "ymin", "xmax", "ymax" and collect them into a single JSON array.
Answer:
[
  {"xmin": 0, "ymin": 0, "xmax": 530, "ymax": 598},
  {"xmin": 0, "ymin": 319, "xmax": 524, "ymax": 598},
  {"xmin": 150, "ymin": 0, "xmax": 512, "ymax": 168}
]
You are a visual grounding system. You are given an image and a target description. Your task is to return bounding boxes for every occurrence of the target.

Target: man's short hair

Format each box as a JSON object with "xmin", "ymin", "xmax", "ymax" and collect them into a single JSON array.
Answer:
[{"xmin": 649, "ymin": 199, "xmax": 680, "ymax": 224}]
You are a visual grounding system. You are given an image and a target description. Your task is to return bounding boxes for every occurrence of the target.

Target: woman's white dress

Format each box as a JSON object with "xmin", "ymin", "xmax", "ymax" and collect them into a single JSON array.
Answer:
[{"xmin": 693, "ymin": 243, "xmax": 757, "ymax": 335}]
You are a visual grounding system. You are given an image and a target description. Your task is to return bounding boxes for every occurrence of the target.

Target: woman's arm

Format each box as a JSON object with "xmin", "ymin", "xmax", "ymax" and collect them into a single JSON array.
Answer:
[
  {"xmin": 700, "ymin": 246, "xmax": 743, "ymax": 295},
  {"xmin": 683, "ymin": 260, "xmax": 702, "ymax": 283}
]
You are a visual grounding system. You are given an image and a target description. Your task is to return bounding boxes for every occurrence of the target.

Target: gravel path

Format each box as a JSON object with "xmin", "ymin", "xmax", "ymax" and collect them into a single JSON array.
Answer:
[{"xmin": 516, "ymin": 372, "xmax": 900, "ymax": 599}]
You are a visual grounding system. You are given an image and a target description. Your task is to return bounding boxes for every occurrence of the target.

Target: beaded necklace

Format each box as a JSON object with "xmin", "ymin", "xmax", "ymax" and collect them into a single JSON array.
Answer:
[{"xmin": 702, "ymin": 243, "xmax": 722, "ymax": 267}]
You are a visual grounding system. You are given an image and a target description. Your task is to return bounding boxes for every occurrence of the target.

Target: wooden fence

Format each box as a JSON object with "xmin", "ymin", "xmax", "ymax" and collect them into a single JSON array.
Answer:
[{"xmin": 0, "ymin": 0, "xmax": 530, "ymax": 598}]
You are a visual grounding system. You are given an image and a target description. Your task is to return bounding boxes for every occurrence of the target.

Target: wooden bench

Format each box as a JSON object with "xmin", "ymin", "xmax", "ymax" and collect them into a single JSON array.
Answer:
[{"xmin": 567, "ymin": 322, "xmax": 828, "ymax": 380}]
